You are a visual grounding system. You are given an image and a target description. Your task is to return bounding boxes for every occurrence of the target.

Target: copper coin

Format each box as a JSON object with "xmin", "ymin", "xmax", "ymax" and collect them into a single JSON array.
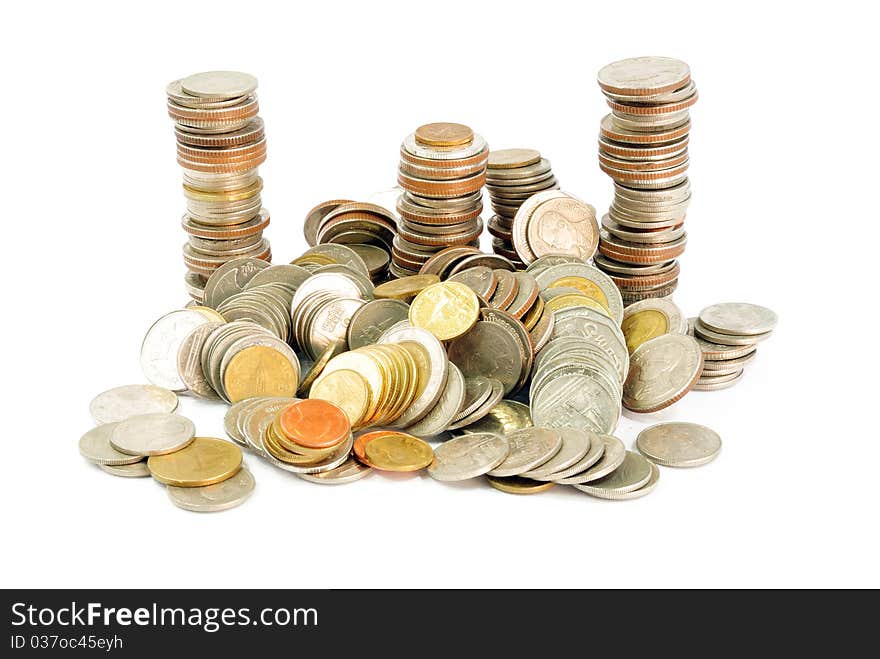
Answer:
[
  {"xmin": 414, "ymin": 122, "xmax": 474, "ymax": 147},
  {"xmin": 353, "ymin": 430, "xmax": 394, "ymax": 465},
  {"xmin": 278, "ymin": 399, "xmax": 350, "ymax": 449}
]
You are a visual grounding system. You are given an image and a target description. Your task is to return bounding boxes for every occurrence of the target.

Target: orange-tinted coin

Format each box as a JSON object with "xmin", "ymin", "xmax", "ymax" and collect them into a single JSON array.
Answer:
[
  {"xmin": 353, "ymin": 430, "xmax": 395, "ymax": 466},
  {"xmin": 278, "ymin": 399, "xmax": 350, "ymax": 449}
]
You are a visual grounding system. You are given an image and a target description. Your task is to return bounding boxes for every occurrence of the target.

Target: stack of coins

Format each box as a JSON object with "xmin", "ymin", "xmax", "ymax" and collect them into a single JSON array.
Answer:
[
  {"xmin": 167, "ymin": 71, "xmax": 272, "ymax": 301},
  {"xmin": 261, "ymin": 399, "xmax": 354, "ymax": 468},
  {"xmin": 394, "ymin": 123, "xmax": 488, "ymax": 277},
  {"xmin": 511, "ymin": 191, "xmax": 600, "ymax": 265},
  {"xmin": 594, "ymin": 57, "xmax": 697, "ymax": 304},
  {"xmin": 81, "ymin": 390, "xmax": 255, "ymax": 512},
  {"xmin": 690, "ymin": 303, "xmax": 777, "ymax": 390},
  {"xmin": 485, "ymin": 149, "xmax": 560, "ymax": 266}
]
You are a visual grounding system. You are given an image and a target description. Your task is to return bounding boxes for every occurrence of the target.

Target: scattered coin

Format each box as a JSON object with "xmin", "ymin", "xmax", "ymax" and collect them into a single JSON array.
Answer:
[
  {"xmin": 362, "ymin": 432, "xmax": 434, "ymax": 472},
  {"xmin": 520, "ymin": 428, "xmax": 592, "ymax": 479},
  {"xmin": 573, "ymin": 450, "xmax": 653, "ymax": 498},
  {"xmin": 486, "ymin": 427, "xmax": 563, "ymax": 477},
  {"xmin": 698, "ymin": 303, "xmax": 777, "ymax": 336},
  {"xmin": 623, "ymin": 334, "xmax": 703, "ymax": 412},
  {"xmin": 148, "ymin": 437, "xmax": 243, "ymax": 487},
  {"xmin": 296, "ymin": 458, "xmax": 373, "ymax": 485},
  {"xmin": 89, "ymin": 385, "xmax": 179, "ymax": 424},
  {"xmin": 487, "ymin": 475, "xmax": 556, "ymax": 495},
  {"xmin": 166, "ymin": 466, "xmax": 255, "ymax": 512},
  {"xmin": 636, "ymin": 422, "xmax": 721, "ymax": 467},
  {"xmin": 109, "ymin": 413, "xmax": 196, "ymax": 457}
]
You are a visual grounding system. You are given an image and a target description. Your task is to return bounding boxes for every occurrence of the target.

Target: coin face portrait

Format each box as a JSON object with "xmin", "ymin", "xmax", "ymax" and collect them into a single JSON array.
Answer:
[
  {"xmin": 538, "ymin": 210, "xmax": 580, "ymax": 252},
  {"xmin": 629, "ymin": 344, "xmax": 681, "ymax": 399}
]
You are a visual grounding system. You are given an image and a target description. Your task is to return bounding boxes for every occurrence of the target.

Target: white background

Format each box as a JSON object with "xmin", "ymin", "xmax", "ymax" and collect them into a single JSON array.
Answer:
[{"xmin": 2, "ymin": 1, "xmax": 877, "ymax": 589}]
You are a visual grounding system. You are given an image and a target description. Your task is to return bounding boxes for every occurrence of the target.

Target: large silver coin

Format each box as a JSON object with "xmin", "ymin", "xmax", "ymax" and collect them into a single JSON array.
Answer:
[
  {"xmin": 204, "ymin": 258, "xmax": 270, "ymax": 309},
  {"xmin": 553, "ymin": 435, "xmax": 625, "ymax": 484},
  {"xmin": 407, "ymin": 363, "xmax": 466, "ymax": 437},
  {"xmin": 698, "ymin": 303, "xmax": 777, "ymax": 336},
  {"xmin": 428, "ymin": 432, "xmax": 510, "ymax": 481},
  {"xmin": 550, "ymin": 308, "xmax": 629, "ymax": 382},
  {"xmin": 140, "ymin": 309, "xmax": 212, "ymax": 391},
  {"xmin": 79, "ymin": 423, "xmax": 144, "ymax": 465},
  {"xmin": 598, "ymin": 57, "xmax": 690, "ymax": 96},
  {"xmin": 89, "ymin": 384, "xmax": 179, "ymax": 424},
  {"xmin": 519, "ymin": 429, "xmax": 591, "ymax": 479},
  {"xmin": 574, "ymin": 451, "xmax": 653, "ymax": 497},
  {"xmin": 693, "ymin": 320, "xmax": 772, "ymax": 346},
  {"xmin": 531, "ymin": 367, "xmax": 621, "ymax": 434},
  {"xmin": 109, "ymin": 413, "xmax": 196, "ymax": 457},
  {"xmin": 486, "ymin": 427, "xmax": 562, "ymax": 477},
  {"xmin": 180, "ymin": 70, "xmax": 258, "ymax": 99},
  {"xmin": 636, "ymin": 422, "xmax": 722, "ymax": 467},
  {"xmin": 347, "ymin": 299, "xmax": 410, "ymax": 349},
  {"xmin": 535, "ymin": 431, "xmax": 604, "ymax": 481},
  {"xmin": 623, "ymin": 334, "xmax": 703, "ymax": 413},
  {"xmin": 167, "ymin": 467, "xmax": 256, "ymax": 512},
  {"xmin": 297, "ymin": 457, "xmax": 373, "ymax": 485},
  {"xmin": 589, "ymin": 463, "xmax": 660, "ymax": 500},
  {"xmin": 98, "ymin": 461, "xmax": 151, "ymax": 478},
  {"xmin": 176, "ymin": 322, "xmax": 224, "ymax": 399}
]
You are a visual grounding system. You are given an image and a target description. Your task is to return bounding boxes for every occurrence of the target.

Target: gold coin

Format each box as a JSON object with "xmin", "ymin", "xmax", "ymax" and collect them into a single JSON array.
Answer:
[
  {"xmin": 364, "ymin": 433, "xmax": 434, "ymax": 472},
  {"xmin": 297, "ymin": 339, "xmax": 346, "ymax": 396},
  {"xmin": 265, "ymin": 421, "xmax": 332, "ymax": 464},
  {"xmin": 314, "ymin": 350, "xmax": 383, "ymax": 421},
  {"xmin": 409, "ymin": 281, "xmax": 479, "ymax": 341},
  {"xmin": 414, "ymin": 122, "xmax": 474, "ymax": 147},
  {"xmin": 223, "ymin": 345, "xmax": 299, "ymax": 403},
  {"xmin": 544, "ymin": 293, "xmax": 612, "ymax": 318},
  {"xmin": 188, "ymin": 306, "xmax": 226, "ymax": 322},
  {"xmin": 521, "ymin": 296, "xmax": 544, "ymax": 331},
  {"xmin": 486, "ymin": 475, "xmax": 556, "ymax": 495},
  {"xmin": 621, "ymin": 309, "xmax": 670, "ymax": 354},
  {"xmin": 291, "ymin": 253, "xmax": 336, "ymax": 267},
  {"xmin": 309, "ymin": 368, "xmax": 370, "ymax": 428},
  {"xmin": 547, "ymin": 276, "xmax": 610, "ymax": 313},
  {"xmin": 374, "ymin": 274, "xmax": 440, "ymax": 302},
  {"xmin": 147, "ymin": 437, "xmax": 242, "ymax": 487}
]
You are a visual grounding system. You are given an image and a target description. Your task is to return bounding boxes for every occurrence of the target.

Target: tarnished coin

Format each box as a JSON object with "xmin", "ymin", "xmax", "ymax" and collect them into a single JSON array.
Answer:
[
  {"xmin": 297, "ymin": 457, "xmax": 373, "ymax": 484},
  {"xmin": 98, "ymin": 461, "xmax": 151, "ymax": 478},
  {"xmin": 593, "ymin": 462, "xmax": 660, "ymax": 500},
  {"xmin": 448, "ymin": 378, "xmax": 505, "ymax": 430},
  {"xmin": 79, "ymin": 423, "xmax": 145, "ymax": 466},
  {"xmin": 520, "ymin": 429, "xmax": 591, "ymax": 479},
  {"xmin": 698, "ymin": 303, "xmax": 777, "ymax": 336},
  {"xmin": 458, "ymin": 400, "xmax": 532, "ymax": 435},
  {"xmin": 89, "ymin": 385, "xmax": 179, "ymax": 424},
  {"xmin": 693, "ymin": 320, "xmax": 772, "ymax": 346},
  {"xmin": 621, "ymin": 298, "xmax": 686, "ymax": 353},
  {"xmin": 486, "ymin": 475, "xmax": 556, "ymax": 494},
  {"xmin": 428, "ymin": 432, "xmax": 510, "ymax": 481},
  {"xmin": 141, "ymin": 309, "xmax": 212, "ymax": 391},
  {"xmin": 486, "ymin": 427, "xmax": 563, "ymax": 477},
  {"xmin": 203, "ymin": 257, "xmax": 270, "ymax": 309},
  {"xmin": 636, "ymin": 422, "xmax": 721, "ymax": 467},
  {"xmin": 409, "ymin": 281, "xmax": 480, "ymax": 341},
  {"xmin": 597, "ymin": 57, "xmax": 691, "ymax": 97},
  {"xmin": 167, "ymin": 466, "xmax": 255, "ymax": 512},
  {"xmin": 110, "ymin": 413, "xmax": 196, "ymax": 456},
  {"xmin": 623, "ymin": 334, "xmax": 703, "ymax": 413},
  {"xmin": 347, "ymin": 299, "xmax": 410, "ymax": 349},
  {"xmin": 553, "ymin": 434, "xmax": 626, "ymax": 485},
  {"xmin": 526, "ymin": 195, "xmax": 599, "ymax": 262},
  {"xmin": 574, "ymin": 451, "xmax": 654, "ymax": 498},
  {"xmin": 363, "ymin": 433, "xmax": 434, "ymax": 472},
  {"xmin": 407, "ymin": 363, "xmax": 466, "ymax": 437}
]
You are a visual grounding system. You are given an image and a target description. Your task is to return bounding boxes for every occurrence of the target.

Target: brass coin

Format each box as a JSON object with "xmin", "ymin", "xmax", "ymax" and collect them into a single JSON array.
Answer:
[
  {"xmin": 374, "ymin": 274, "xmax": 440, "ymax": 302},
  {"xmin": 309, "ymin": 368, "xmax": 370, "ymax": 428},
  {"xmin": 363, "ymin": 433, "xmax": 434, "ymax": 472},
  {"xmin": 297, "ymin": 339, "xmax": 346, "ymax": 397},
  {"xmin": 223, "ymin": 345, "xmax": 299, "ymax": 403},
  {"xmin": 486, "ymin": 475, "xmax": 556, "ymax": 494},
  {"xmin": 546, "ymin": 276, "xmax": 610, "ymax": 313},
  {"xmin": 621, "ymin": 309, "xmax": 669, "ymax": 354},
  {"xmin": 414, "ymin": 122, "xmax": 474, "ymax": 147},
  {"xmin": 147, "ymin": 437, "xmax": 242, "ymax": 487},
  {"xmin": 458, "ymin": 400, "xmax": 532, "ymax": 435},
  {"xmin": 409, "ymin": 281, "xmax": 479, "ymax": 342},
  {"xmin": 488, "ymin": 148, "xmax": 542, "ymax": 170}
]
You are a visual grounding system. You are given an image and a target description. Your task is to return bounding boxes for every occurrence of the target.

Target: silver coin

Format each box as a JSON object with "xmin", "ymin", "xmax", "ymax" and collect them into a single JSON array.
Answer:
[
  {"xmin": 589, "ymin": 462, "xmax": 660, "ymax": 500},
  {"xmin": 109, "ymin": 413, "xmax": 196, "ymax": 457},
  {"xmin": 574, "ymin": 450, "xmax": 653, "ymax": 497},
  {"xmin": 262, "ymin": 434, "xmax": 353, "ymax": 475},
  {"xmin": 550, "ymin": 309, "xmax": 629, "ymax": 383},
  {"xmin": 553, "ymin": 435, "xmax": 626, "ymax": 484},
  {"xmin": 451, "ymin": 376, "xmax": 493, "ymax": 423},
  {"xmin": 693, "ymin": 320, "xmax": 772, "ymax": 346},
  {"xmin": 176, "ymin": 322, "xmax": 224, "ymax": 399},
  {"xmin": 524, "ymin": 255, "xmax": 585, "ymax": 276},
  {"xmin": 180, "ymin": 70, "xmax": 258, "ymax": 99},
  {"xmin": 140, "ymin": 309, "xmax": 212, "ymax": 391},
  {"xmin": 698, "ymin": 303, "xmax": 778, "ymax": 336},
  {"xmin": 302, "ymin": 244, "xmax": 370, "ymax": 277},
  {"xmin": 598, "ymin": 57, "xmax": 690, "ymax": 95},
  {"xmin": 245, "ymin": 264, "xmax": 312, "ymax": 292},
  {"xmin": 447, "ymin": 378, "xmax": 504, "ymax": 430},
  {"xmin": 693, "ymin": 371, "xmax": 744, "ymax": 391},
  {"xmin": 242, "ymin": 398, "xmax": 297, "ymax": 455},
  {"xmin": 520, "ymin": 428, "xmax": 591, "ymax": 479},
  {"xmin": 636, "ymin": 422, "xmax": 721, "ymax": 468},
  {"xmin": 623, "ymin": 334, "xmax": 703, "ymax": 412},
  {"xmin": 486, "ymin": 427, "xmax": 563, "ymax": 477},
  {"xmin": 203, "ymin": 257, "xmax": 270, "ymax": 309},
  {"xmin": 98, "ymin": 461, "xmax": 151, "ymax": 478},
  {"xmin": 537, "ymin": 431, "xmax": 604, "ymax": 482},
  {"xmin": 166, "ymin": 467, "xmax": 255, "ymax": 512},
  {"xmin": 428, "ymin": 432, "xmax": 510, "ymax": 481},
  {"xmin": 531, "ymin": 367, "xmax": 621, "ymax": 434},
  {"xmin": 223, "ymin": 397, "xmax": 262, "ymax": 447},
  {"xmin": 297, "ymin": 457, "xmax": 373, "ymax": 484},
  {"xmin": 89, "ymin": 384, "xmax": 179, "ymax": 425},
  {"xmin": 79, "ymin": 423, "xmax": 145, "ymax": 465},
  {"xmin": 407, "ymin": 363, "xmax": 466, "ymax": 437},
  {"xmin": 702, "ymin": 351, "xmax": 757, "ymax": 370},
  {"xmin": 347, "ymin": 299, "xmax": 411, "ymax": 349}
]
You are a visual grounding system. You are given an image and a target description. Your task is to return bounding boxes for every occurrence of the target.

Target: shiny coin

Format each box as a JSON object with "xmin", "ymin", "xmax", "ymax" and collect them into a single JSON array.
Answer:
[
  {"xmin": 180, "ymin": 70, "xmax": 258, "ymax": 99},
  {"xmin": 487, "ymin": 475, "xmax": 555, "ymax": 495},
  {"xmin": 593, "ymin": 462, "xmax": 660, "ymax": 500},
  {"xmin": 279, "ymin": 398, "xmax": 351, "ymax": 449},
  {"xmin": 623, "ymin": 334, "xmax": 703, "ymax": 413},
  {"xmin": 309, "ymin": 369, "xmax": 370, "ymax": 428},
  {"xmin": 363, "ymin": 433, "xmax": 434, "ymax": 472},
  {"xmin": 79, "ymin": 423, "xmax": 145, "ymax": 466},
  {"xmin": 203, "ymin": 257, "xmax": 270, "ymax": 309},
  {"xmin": 222, "ymin": 343, "xmax": 300, "ymax": 403},
  {"xmin": 636, "ymin": 422, "xmax": 721, "ymax": 467},
  {"xmin": 520, "ymin": 429, "xmax": 591, "ymax": 479},
  {"xmin": 347, "ymin": 299, "xmax": 410, "ymax": 349},
  {"xmin": 176, "ymin": 322, "xmax": 224, "ymax": 399},
  {"xmin": 448, "ymin": 320, "xmax": 523, "ymax": 396},
  {"xmin": 553, "ymin": 434, "xmax": 625, "ymax": 485},
  {"xmin": 409, "ymin": 281, "xmax": 480, "ymax": 341},
  {"xmin": 98, "ymin": 461, "xmax": 151, "ymax": 478},
  {"xmin": 141, "ymin": 310, "xmax": 212, "ymax": 391},
  {"xmin": 167, "ymin": 466, "xmax": 255, "ymax": 512},
  {"xmin": 428, "ymin": 432, "xmax": 509, "ymax": 481},
  {"xmin": 698, "ymin": 302, "xmax": 778, "ymax": 336},
  {"xmin": 458, "ymin": 400, "xmax": 532, "ymax": 436},
  {"xmin": 448, "ymin": 378, "xmax": 504, "ymax": 430},
  {"xmin": 693, "ymin": 371, "xmax": 744, "ymax": 390},
  {"xmin": 147, "ymin": 437, "xmax": 242, "ymax": 487},
  {"xmin": 89, "ymin": 385, "xmax": 179, "ymax": 424},
  {"xmin": 597, "ymin": 57, "xmax": 690, "ymax": 97},
  {"xmin": 488, "ymin": 148, "xmax": 542, "ymax": 169},
  {"xmin": 693, "ymin": 320, "xmax": 772, "ymax": 346},
  {"xmin": 415, "ymin": 122, "xmax": 474, "ymax": 147},
  {"xmin": 109, "ymin": 413, "xmax": 196, "ymax": 456},
  {"xmin": 621, "ymin": 298, "xmax": 687, "ymax": 353},
  {"xmin": 574, "ymin": 450, "xmax": 653, "ymax": 497},
  {"xmin": 486, "ymin": 427, "xmax": 563, "ymax": 477}
]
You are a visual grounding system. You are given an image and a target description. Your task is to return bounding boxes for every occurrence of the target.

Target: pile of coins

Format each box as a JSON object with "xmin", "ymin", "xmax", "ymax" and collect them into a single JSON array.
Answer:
[
  {"xmin": 689, "ymin": 303, "xmax": 777, "ymax": 390},
  {"xmin": 394, "ymin": 123, "xmax": 488, "ymax": 277},
  {"xmin": 511, "ymin": 191, "xmax": 600, "ymax": 266},
  {"xmin": 81, "ymin": 385, "xmax": 254, "ymax": 512},
  {"xmin": 167, "ymin": 71, "xmax": 272, "ymax": 301},
  {"xmin": 485, "ymin": 149, "xmax": 560, "ymax": 266},
  {"xmin": 594, "ymin": 56, "xmax": 697, "ymax": 304}
]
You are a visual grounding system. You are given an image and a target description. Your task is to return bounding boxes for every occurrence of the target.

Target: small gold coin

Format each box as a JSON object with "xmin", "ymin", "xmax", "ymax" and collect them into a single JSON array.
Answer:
[
  {"xmin": 309, "ymin": 368, "xmax": 370, "ymax": 428},
  {"xmin": 414, "ymin": 122, "xmax": 474, "ymax": 147},
  {"xmin": 486, "ymin": 475, "xmax": 556, "ymax": 495},
  {"xmin": 363, "ymin": 433, "xmax": 434, "ymax": 472},
  {"xmin": 374, "ymin": 274, "xmax": 440, "ymax": 302},
  {"xmin": 409, "ymin": 281, "xmax": 479, "ymax": 341},
  {"xmin": 621, "ymin": 309, "xmax": 669, "ymax": 354},
  {"xmin": 544, "ymin": 293, "xmax": 612, "ymax": 317},
  {"xmin": 547, "ymin": 276, "xmax": 610, "ymax": 313},
  {"xmin": 147, "ymin": 437, "xmax": 242, "ymax": 487},
  {"xmin": 223, "ymin": 345, "xmax": 299, "ymax": 403}
]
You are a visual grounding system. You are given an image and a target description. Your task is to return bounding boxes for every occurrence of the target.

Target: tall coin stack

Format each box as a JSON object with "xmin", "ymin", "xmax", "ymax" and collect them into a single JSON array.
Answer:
[
  {"xmin": 485, "ymin": 149, "xmax": 560, "ymax": 269},
  {"xmin": 593, "ymin": 57, "xmax": 697, "ymax": 306},
  {"xmin": 167, "ymin": 71, "xmax": 272, "ymax": 301},
  {"xmin": 394, "ymin": 123, "xmax": 488, "ymax": 278}
]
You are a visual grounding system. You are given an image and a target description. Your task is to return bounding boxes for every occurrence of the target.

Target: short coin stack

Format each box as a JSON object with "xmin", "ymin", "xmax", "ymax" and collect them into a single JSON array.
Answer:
[
  {"xmin": 394, "ymin": 123, "xmax": 488, "ymax": 277},
  {"xmin": 594, "ymin": 56, "xmax": 697, "ymax": 304},
  {"xmin": 689, "ymin": 303, "xmax": 777, "ymax": 390},
  {"xmin": 485, "ymin": 149, "xmax": 560, "ymax": 267},
  {"xmin": 167, "ymin": 71, "xmax": 272, "ymax": 301}
]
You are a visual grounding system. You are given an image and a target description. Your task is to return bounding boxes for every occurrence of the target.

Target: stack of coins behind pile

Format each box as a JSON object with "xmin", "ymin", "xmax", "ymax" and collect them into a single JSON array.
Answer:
[
  {"xmin": 394, "ymin": 123, "xmax": 488, "ymax": 277},
  {"xmin": 485, "ymin": 149, "xmax": 560, "ymax": 268},
  {"xmin": 167, "ymin": 71, "xmax": 272, "ymax": 301},
  {"xmin": 593, "ymin": 57, "xmax": 697, "ymax": 305}
]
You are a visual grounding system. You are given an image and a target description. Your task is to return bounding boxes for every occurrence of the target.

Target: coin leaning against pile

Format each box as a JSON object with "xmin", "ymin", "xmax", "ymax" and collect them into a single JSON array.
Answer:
[
  {"xmin": 594, "ymin": 56, "xmax": 697, "ymax": 305},
  {"xmin": 167, "ymin": 71, "xmax": 272, "ymax": 301}
]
